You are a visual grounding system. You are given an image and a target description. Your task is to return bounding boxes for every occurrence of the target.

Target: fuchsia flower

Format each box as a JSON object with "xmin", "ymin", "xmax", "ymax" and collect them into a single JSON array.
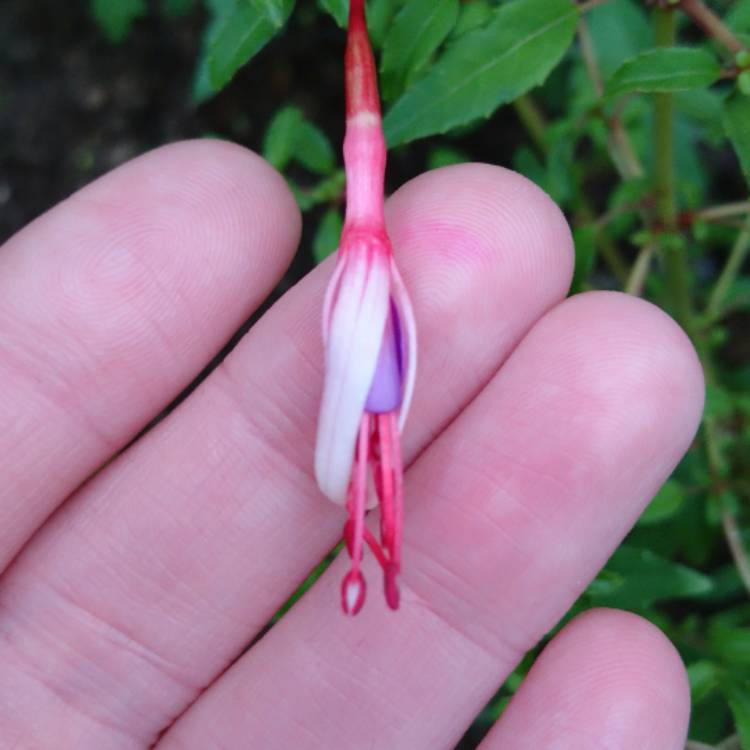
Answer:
[{"xmin": 314, "ymin": 0, "xmax": 417, "ymax": 616}]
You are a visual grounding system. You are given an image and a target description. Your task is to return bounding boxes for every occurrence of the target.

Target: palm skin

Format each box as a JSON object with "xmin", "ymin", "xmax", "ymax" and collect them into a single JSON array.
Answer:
[{"xmin": 0, "ymin": 140, "xmax": 702, "ymax": 750}]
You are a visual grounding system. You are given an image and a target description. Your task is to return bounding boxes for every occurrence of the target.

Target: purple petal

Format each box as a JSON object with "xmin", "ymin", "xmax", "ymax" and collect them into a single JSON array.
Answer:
[
  {"xmin": 365, "ymin": 301, "xmax": 403, "ymax": 413},
  {"xmin": 389, "ymin": 258, "xmax": 417, "ymax": 431}
]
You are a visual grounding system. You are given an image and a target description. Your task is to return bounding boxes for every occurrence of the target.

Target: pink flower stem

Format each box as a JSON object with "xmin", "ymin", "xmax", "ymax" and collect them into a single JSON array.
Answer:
[{"xmin": 343, "ymin": 0, "xmax": 387, "ymax": 232}]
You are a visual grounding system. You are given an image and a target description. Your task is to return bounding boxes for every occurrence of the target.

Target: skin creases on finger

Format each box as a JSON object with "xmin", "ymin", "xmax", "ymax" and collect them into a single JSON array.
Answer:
[
  {"xmin": 0, "ymin": 139, "xmax": 301, "ymax": 573},
  {"xmin": 0, "ymin": 165, "xmax": 573, "ymax": 748},
  {"xmin": 158, "ymin": 292, "xmax": 704, "ymax": 750},
  {"xmin": 480, "ymin": 609, "xmax": 690, "ymax": 750}
]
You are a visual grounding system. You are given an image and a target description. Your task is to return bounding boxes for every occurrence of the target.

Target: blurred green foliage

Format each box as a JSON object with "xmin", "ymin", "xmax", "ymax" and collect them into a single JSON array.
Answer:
[{"xmin": 90, "ymin": 0, "xmax": 750, "ymax": 746}]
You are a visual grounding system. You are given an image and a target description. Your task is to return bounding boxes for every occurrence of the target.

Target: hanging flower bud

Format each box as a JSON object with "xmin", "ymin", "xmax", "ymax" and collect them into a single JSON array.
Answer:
[{"xmin": 314, "ymin": 0, "xmax": 417, "ymax": 615}]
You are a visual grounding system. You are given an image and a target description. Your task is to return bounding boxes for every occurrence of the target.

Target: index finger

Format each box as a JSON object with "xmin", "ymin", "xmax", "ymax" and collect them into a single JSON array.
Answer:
[{"xmin": 0, "ymin": 140, "xmax": 300, "ymax": 571}]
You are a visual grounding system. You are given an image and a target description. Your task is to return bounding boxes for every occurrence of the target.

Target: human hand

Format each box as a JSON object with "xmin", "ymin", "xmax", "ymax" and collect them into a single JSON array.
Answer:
[{"xmin": 0, "ymin": 141, "xmax": 703, "ymax": 749}]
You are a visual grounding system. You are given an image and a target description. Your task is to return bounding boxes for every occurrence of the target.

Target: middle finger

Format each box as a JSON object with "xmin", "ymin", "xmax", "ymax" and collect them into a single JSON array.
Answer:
[{"xmin": 163, "ymin": 292, "xmax": 703, "ymax": 750}]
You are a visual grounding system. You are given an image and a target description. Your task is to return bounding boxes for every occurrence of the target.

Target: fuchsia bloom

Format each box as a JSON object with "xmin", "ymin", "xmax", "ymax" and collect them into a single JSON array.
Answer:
[{"xmin": 314, "ymin": 0, "xmax": 417, "ymax": 615}]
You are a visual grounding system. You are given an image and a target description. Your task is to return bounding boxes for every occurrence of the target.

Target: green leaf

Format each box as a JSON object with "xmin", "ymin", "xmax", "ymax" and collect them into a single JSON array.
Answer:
[
  {"xmin": 727, "ymin": 0, "xmax": 750, "ymax": 34},
  {"xmin": 571, "ymin": 224, "xmax": 597, "ymax": 292},
  {"xmin": 318, "ymin": 0, "xmax": 348, "ymax": 27},
  {"xmin": 251, "ymin": 0, "xmax": 287, "ymax": 27},
  {"xmin": 263, "ymin": 106, "xmax": 304, "ymax": 171},
  {"xmin": 687, "ymin": 660, "xmax": 721, "ymax": 704},
  {"xmin": 193, "ymin": 0, "xmax": 236, "ymax": 102},
  {"xmin": 512, "ymin": 146, "xmax": 546, "ymax": 188},
  {"xmin": 296, "ymin": 122, "xmax": 337, "ymax": 175},
  {"xmin": 163, "ymin": 0, "xmax": 195, "ymax": 16},
  {"xmin": 313, "ymin": 209, "xmax": 343, "ymax": 263},
  {"xmin": 427, "ymin": 146, "xmax": 469, "ymax": 169},
  {"xmin": 606, "ymin": 177, "xmax": 649, "ymax": 238},
  {"xmin": 590, "ymin": 545, "xmax": 713, "ymax": 609},
  {"xmin": 545, "ymin": 123, "xmax": 577, "ymax": 205},
  {"xmin": 704, "ymin": 384, "xmax": 735, "ymax": 421},
  {"xmin": 383, "ymin": 0, "xmax": 578, "ymax": 146},
  {"xmin": 207, "ymin": 0, "xmax": 235, "ymax": 12},
  {"xmin": 585, "ymin": 569, "xmax": 625, "ymax": 598},
  {"xmin": 380, "ymin": 0, "xmax": 459, "ymax": 100},
  {"xmin": 90, "ymin": 0, "xmax": 147, "ymax": 43},
  {"xmin": 639, "ymin": 479, "xmax": 685, "ymax": 525},
  {"xmin": 290, "ymin": 171, "xmax": 346, "ymax": 212},
  {"xmin": 565, "ymin": 0, "xmax": 650, "ymax": 115},
  {"xmin": 586, "ymin": 0, "xmax": 650, "ymax": 78},
  {"xmin": 606, "ymin": 47, "xmax": 722, "ymax": 98},
  {"xmin": 709, "ymin": 625, "xmax": 750, "ymax": 668},
  {"xmin": 262, "ymin": 107, "xmax": 336, "ymax": 174},
  {"xmin": 721, "ymin": 678, "xmax": 750, "ymax": 749},
  {"xmin": 308, "ymin": 171, "xmax": 346, "ymax": 205},
  {"xmin": 207, "ymin": 0, "xmax": 295, "ymax": 91},
  {"xmin": 675, "ymin": 88, "xmax": 725, "ymax": 146},
  {"xmin": 703, "ymin": 564, "xmax": 749, "ymax": 604},
  {"xmin": 317, "ymin": 0, "xmax": 402, "ymax": 37},
  {"xmin": 724, "ymin": 94, "xmax": 750, "ymax": 190},
  {"xmin": 368, "ymin": 0, "xmax": 402, "ymax": 50},
  {"xmin": 675, "ymin": 87, "xmax": 723, "ymax": 126},
  {"xmin": 452, "ymin": 0, "xmax": 493, "ymax": 39},
  {"xmin": 723, "ymin": 276, "xmax": 750, "ymax": 315}
]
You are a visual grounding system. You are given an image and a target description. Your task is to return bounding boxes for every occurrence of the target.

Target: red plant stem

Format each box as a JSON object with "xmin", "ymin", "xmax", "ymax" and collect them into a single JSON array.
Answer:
[{"xmin": 343, "ymin": 0, "xmax": 387, "ymax": 230}]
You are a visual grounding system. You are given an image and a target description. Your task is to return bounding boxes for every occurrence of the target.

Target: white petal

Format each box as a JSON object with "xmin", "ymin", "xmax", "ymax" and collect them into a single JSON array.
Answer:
[
  {"xmin": 389, "ymin": 259, "xmax": 418, "ymax": 432},
  {"xmin": 321, "ymin": 251, "xmax": 346, "ymax": 345},
  {"xmin": 315, "ymin": 247, "xmax": 391, "ymax": 504}
]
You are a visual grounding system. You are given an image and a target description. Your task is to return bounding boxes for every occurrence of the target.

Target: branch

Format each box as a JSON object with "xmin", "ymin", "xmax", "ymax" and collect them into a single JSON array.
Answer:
[
  {"xmin": 578, "ymin": 18, "xmax": 645, "ymax": 180},
  {"xmin": 721, "ymin": 489, "xmax": 750, "ymax": 598},
  {"xmin": 512, "ymin": 89, "xmax": 634, "ymax": 285},
  {"xmin": 696, "ymin": 202, "xmax": 750, "ymax": 223},
  {"xmin": 679, "ymin": 0, "xmax": 745, "ymax": 57},
  {"xmin": 687, "ymin": 735, "xmax": 743, "ymax": 750},
  {"xmin": 578, "ymin": 0, "xmax": 611, "ymax": 12},
  {"xmin": 706, "ymin": 215, "xmax": 750, "ymax": 321},
  {"xmin": 578, "ymin": 19, "xmax": 604, "ymax": 98},
  {"xmin": 625, "ymin": 244, "xmax": 655, "ymax": 296},
  {"xmin": 653, "ymin": 7, "xmax": 694, "ymax": 333},
  {"xmin": 512, "ymin": 96, "xmax": 548, "ymax": 156},
  {"xmin": 721, "ymin": 735, "xmax": 741, "ymax": 750}
]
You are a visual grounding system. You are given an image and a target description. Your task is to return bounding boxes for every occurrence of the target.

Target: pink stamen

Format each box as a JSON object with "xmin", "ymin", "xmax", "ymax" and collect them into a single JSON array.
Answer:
[
  {"xmin": 384, "ymin": 563, "xmax": 400, "ymax": 610},
  {"xmin": 341, "ymin": 411, "xmax": 403, "ymax": 614},
  {"xmin": 376, "ymin": 413, "xmax": 395, "ymax": 551},
  {"xmin": 389, "ymin": 411, "xmax": 404, "ymax": 571},
  {"xmin": 341, "ymin": 569, "xmax": 366, "ymax": 616},
  {"xmin": 363, "ymin": 526, "xmax": 389, "ymax": 569},
  {"xmin": 344, "ymin": 417, "xmax": 370, "ymax": 569}
]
